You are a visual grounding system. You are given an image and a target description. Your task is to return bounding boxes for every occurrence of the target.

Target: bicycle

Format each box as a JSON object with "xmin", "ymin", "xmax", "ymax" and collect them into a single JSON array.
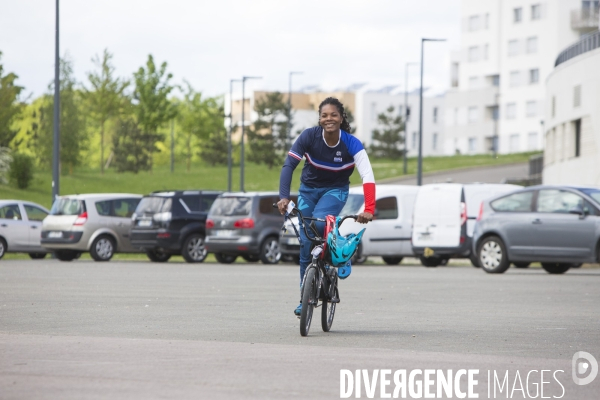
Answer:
[{"xmin": 275, "ymin": 201, "xmax": 364, "ymax": 337}]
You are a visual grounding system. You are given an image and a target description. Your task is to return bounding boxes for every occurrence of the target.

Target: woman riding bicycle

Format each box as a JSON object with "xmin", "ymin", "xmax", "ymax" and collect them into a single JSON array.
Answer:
[{"xmin": 277, "ymin": 97, "xmax": 375, "ymax": 316}]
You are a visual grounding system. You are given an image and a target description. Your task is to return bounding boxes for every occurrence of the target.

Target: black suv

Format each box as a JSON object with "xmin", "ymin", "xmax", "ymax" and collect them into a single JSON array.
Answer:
[{"xmin": 130, "ymin": 190, "xmax": 221, "ymax": 263}]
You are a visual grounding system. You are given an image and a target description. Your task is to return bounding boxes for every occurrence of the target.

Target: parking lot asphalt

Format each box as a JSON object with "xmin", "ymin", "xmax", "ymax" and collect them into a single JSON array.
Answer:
[{"xmin": 1, "ymin": 259, "xmax": 599, "ymax": 399}]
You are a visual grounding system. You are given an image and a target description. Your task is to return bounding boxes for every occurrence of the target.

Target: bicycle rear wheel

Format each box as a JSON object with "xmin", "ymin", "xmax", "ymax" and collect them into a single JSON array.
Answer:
[
  {"xmin": 321, "ymin": 285, "xmax": 338, "ymax": 332},
  {"xmin": 300, "ymin": 267, "xmax": 317, "ymax": 337}
]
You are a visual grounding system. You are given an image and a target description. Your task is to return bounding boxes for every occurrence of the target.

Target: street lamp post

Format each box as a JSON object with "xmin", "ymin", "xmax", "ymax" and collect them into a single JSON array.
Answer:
[
  {"xmin": 52, "ymin": 0, "xmax": 60, "ymax": 202},
  {"xmin": 403, "ymin": 62, "xmax": 418, "ymax": 175},
  {"xmin": 228, "ymin": 79, "xmax": 241, "ymax": 192},
  {"xmin": 240, "ymin": 76, "xmax": 262, "ymax": 192},
  {"xmin": 418, "ymin": 38, "xmax": 446, "ymax": 186},
  {"xmin": 287, "ymin": 72, "xmax": 302, "ymax": 150}
]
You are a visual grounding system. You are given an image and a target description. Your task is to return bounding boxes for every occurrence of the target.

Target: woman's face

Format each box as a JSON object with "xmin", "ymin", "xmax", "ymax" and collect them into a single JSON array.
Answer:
[{"xmin": 319, "ymin": 104, "xmax": 342, "ymax": 134}]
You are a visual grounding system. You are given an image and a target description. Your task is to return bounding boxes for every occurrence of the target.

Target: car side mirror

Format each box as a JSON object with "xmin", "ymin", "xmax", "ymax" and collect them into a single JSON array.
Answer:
[{"xmin": 568, "ymin": 205, "xmax": 586, "ymax": 218}]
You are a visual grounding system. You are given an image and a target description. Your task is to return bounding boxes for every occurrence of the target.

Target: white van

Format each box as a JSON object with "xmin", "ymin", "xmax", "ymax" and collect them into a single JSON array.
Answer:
[
  {"xmin": 411, "ymin": 183, "xmax": 521, "ymax": 267},
  {"xmin": 279, "ymin": 184, "xmax": 419, "ymax": 265}
]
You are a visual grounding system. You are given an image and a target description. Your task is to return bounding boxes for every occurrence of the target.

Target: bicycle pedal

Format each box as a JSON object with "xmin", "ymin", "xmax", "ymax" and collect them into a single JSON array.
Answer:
[{"xmin": 331, "ymin": 297, "xmax": 340, "ymax": 303}]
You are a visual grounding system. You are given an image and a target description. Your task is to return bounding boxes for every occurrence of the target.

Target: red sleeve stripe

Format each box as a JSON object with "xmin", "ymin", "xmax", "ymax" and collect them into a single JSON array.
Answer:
[
  {"xmin": 363, "ymin": 182, "xmax": 376, "ymax": 215},
  {"xmin": 288, "ymin": 151, "xmax": 302, "ymax": 160}
]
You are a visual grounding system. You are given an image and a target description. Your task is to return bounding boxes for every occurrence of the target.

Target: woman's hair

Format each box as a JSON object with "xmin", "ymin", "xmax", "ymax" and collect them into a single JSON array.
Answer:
[{"xmin": 318, "ymin": 97, "xmax": 352, "ymax": 133}]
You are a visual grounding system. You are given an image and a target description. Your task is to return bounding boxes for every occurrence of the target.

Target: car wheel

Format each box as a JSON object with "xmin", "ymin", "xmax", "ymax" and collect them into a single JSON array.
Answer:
[
  {"xmin": 382, "ymin": 256, "xmax": 403, "ymax": 265},
  {"xmin": 570, "ymin": 263, "xmax": 582, "ymax": 268},
  {"xmin": 469, "ymin": 254, "xmax": 480, "ymax": 268},
  {"xmin": 512, "ymin": 262, "xmax": 530, "ymax": 269},
  {"xmin": 90, "ymin": 235, "xmax": 115, "ymax": 262},
  {"xmin": 146, "ymin": 250, "xmax": 171, "ymax": 262},
  {"xmin": 215, "ymin": 253, "xmax": 237, "ymax": 264},
  {"xmin": 260, "ymin": 236, "xmax": 281, "ymax": 264},
  {"xmin": 55, "ymin": 250, "xmax": 79, "ymax": 262},
  {"xmin": 181, "ymin": 234, "xmax": 208, "ymax": 263},
  {"xmin": 419, "ymin": 255, "xmax": 442, "ymax": 267},
  {"xmin": 242, "ymin": 254, "xmax": 260, "ymax": 262},
  {"xmin": 541, "ymin": 263, "xmax": 571, "ymax": 274},
  {"xmin": 0, "ymin": 238, "xmax": 6, "ymax": 260},
  {"xmin": 477, "ymin": 236, "xmax": 510, "ymax": 274},
  {"xmin": 28, "ymin": 253, "xmax": 47, "ymax": 260}
]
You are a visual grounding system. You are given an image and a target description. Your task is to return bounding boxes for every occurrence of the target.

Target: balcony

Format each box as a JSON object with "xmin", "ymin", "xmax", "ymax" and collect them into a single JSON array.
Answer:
[
  {"xmin": 571, "ymin": 9, "xmax": 599, "ymax": 30},
  {"xmin": 555, "ymin": 30, "xmax": 600, "ymax": 66}
]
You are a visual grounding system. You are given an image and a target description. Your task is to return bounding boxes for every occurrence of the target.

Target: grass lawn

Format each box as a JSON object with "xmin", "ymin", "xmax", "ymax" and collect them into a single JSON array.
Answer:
[{"xmin": 0, "ymin": 152, "xmax": 538, "ymax": 209}]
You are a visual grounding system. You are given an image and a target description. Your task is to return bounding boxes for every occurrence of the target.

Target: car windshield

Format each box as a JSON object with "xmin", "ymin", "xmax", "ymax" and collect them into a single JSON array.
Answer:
[
  {"xmin": 578, "ymin": 189, "xmax": 600, "ymax": 205},
  {"xmin": 136, "ymin": 197, "xmax": 171, "ymax": 214},
  {"xmin": 339, "ymin": 194, "xmax": 364, "ymax": 215},
  {"xmin": 210, "ymin": 197, "xmax": 252, "ymax": 216},
  {"xmin": 50, "ymin": 198, "xmax": 85, "ymax": 216}
]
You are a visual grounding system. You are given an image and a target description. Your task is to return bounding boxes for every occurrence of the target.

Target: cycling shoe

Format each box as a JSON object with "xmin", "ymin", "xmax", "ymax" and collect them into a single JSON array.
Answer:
[{"xmin": 294, "ymin": 303, "xmax": 302, "ymax": 316}]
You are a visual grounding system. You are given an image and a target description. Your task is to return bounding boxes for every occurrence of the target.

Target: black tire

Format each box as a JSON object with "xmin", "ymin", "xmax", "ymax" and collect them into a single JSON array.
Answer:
[
  {"xmin": 259, "ymin": 236, "xmax": 281, "ymax": 264},
  {"xmin": 321, "ymin": 268, "xmax": 338, "ymax": 332},
  {"xmin": 28, "ymin": 253, "xmax": 47, "ymax": 260},
  {"xmin": 300, "ymin": 267, "xmax": 317, "ymax": 337},
  {"xmin": 382, "ymin": 256, "xmax": 403, "ymax": 265},
  {"xmin": 570, "ymin": 263, "xmax": 582, "ymax": 268},
  {"xmin": 181, "ymin": 234, "xmax": 208, "ymax": 263},
  {"xmin": 215, "ymin": 253, "xmax": 237, "ymax": 264},
  {"xmin": 419, "ymin": 255, "xmax": 442, "ymax": 267},
  {"xmin": 513, "ymin": 262, "xmax": 530, "ymax": 269},
  {"xmin": 242, "ymin": 254, "xmax": 260, "ymax": 262},
  {"xmin": 146, "ymin": 250, "xmax": 171, "ymax": 262},
  {"xmin": 90, "ymin": 235, "xmax": 115, "ymax": 262},
  {"xmin": 469, "ymin": 254, "xmax": 480, "ymax": 268},
  {"xmin": 0, "ymin": 238, "xmax": 6, "ymax": 260},
  {"xmin": 541, "ymin": 263, "xmax": 571, "ymax": 274},
  {"xmin": 477, "ymin": 236, "xmax": 510, "ymax": 274},
  {"xmin": 55, "ymin": 250, "xmax": 79, "ymax": 262}
]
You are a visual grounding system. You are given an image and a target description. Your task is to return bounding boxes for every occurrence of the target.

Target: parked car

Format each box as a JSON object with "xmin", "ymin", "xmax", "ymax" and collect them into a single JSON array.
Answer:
[
  {"xmin": 205, "ymin": 192, "xmax": 295, "ymax": 264},
  {"xmin": 279, "ymin": 185, "xmax": 419, "ymax": 265},
  {"xmin": 412, "ymin": 183, "xmax": 521, "ymax": 267},
  {"xmin": 41, "ymin": 194, "xmax": 142, "ymax": 261},
  {"xmin": 0, "ymin": 200, "xmax": 50, "ymax": 260},
  {"xmin": 473, "ymin": 185, "xmax": 600, "ymax": 274},
  {"xmin": 130, "ymin": 190, "xmax": 221, "ymax": 263}
]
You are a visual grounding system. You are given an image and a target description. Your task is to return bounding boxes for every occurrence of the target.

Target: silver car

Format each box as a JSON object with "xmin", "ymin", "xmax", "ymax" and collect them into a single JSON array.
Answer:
[
  {"xmin": 41, "ymin": 193, "xmax": 142, "ymax": 261},
  {"xmin": 0, "ymin": 200, "xmax": 50, "ymax": 260},
  {"xmin": 473, "ymin": 185, "xmax": 600, "ymax": 274}
]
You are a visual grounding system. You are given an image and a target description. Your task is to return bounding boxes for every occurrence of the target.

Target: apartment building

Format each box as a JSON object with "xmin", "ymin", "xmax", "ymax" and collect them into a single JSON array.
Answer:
[{"xmin": 445, "ymin": 0, "xmax": 591, "ymax": 155}]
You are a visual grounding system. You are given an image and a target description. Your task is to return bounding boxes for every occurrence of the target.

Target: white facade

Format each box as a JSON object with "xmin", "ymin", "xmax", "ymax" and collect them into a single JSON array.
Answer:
[
  {"xmin": 543, "ymin": 43, "xmax": 600, "ymax": 185},
  {"xmin": 354, "ymin": 88, "xmax": 445, "ymax": 157},
  {"xmin": 445, "ymin": 0, "xmax": 588, "ymax": 155}
]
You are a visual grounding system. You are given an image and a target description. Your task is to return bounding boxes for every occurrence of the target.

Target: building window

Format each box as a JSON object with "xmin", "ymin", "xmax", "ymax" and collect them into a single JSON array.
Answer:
[
  {"xmin": 432, "ymin": 133, "xmax": 438, "ymax": 150},
  {"xmin": 398, "ymin": 105, "xmax": 403, "ymax": 117},
  {"xmin": 526, "ymin": 37, "xmax": 538, "ymax": 54},
  {"xmin": 412, "ymin": 132, "xmax": 417, "ymax": 149},
  {"xmin": 514, "ymin": 7, "xmax": 522, "ymax": 23},
  {"xmin": 528, "ymin": 132, "xmax": 538, "ymax": 150},
  {"xmin": 490, "ymin": 75, "xmax": 500, "ymax": 86},
  {"xmin": 468, "ymin": 138, "xmax": 477, "ymax": 152},
  {"xmin": 468, "ymin": 15, "xmax": 480, "ymax": 31},
  {"xmin": 433, "ymin": 107, "xmax": 438, "ymax": 123},
  {"xmin": 552, "ymin": 96, "xmax": 556, "ymax": 117},
  {"xmin": 469, "ymin": 76, "xmax": 479, "ymax": 88},
  {"xmin": 484, "ymin": 13, "xmax": 490, "ymax": 29},
  {"xmin": 451, "ymin": 62, "xmax": 459, "ymax": 88},
  {"xmin": 529, "ymin": 69, "xmax": 539, "ymax": 84},
  {"xmin": 468, "ymin": 106, "xmax": 478, "ymax": 123},
  {"xmin": 483, "ymin": 44, "xmax": 489, "ymax": 60},
  {"xmin": 468, "ymin": 46, "xmax": 480, "ymax": 62},
  {"xmin": 526, "ymin": 101, "xmax": 537, "ymax": 117},
  {"xmin": 506, "ymin": 103, "xmax": 517, "ymax": 120},
  {"xmin": 508, "ymin": 40, "xmax": 519, "ymax": 56},
  {"xmin": 489, "ymin": 106, "xmax": 500, "ymax": 120},
  {"xmin": 509, "ymin": 134, "xmax": 520, "ymax": 152},
  {"xmin": 574, "ymin": 85, "xmax": 581, "ymax": 108},
  {"xmin": 574, "ymin": 119, "xmax": 581, "ymax": 157},
  {"xmin": 509, "ymin": 71, "xmax": 521, "ymax": 87},
  {"xmin": 531, "ymin": 4, "xmax": 541, "ymax": 20},
  {"xmin": 406, "ymin": 106, "xmax": 411, "ymax": 121}
]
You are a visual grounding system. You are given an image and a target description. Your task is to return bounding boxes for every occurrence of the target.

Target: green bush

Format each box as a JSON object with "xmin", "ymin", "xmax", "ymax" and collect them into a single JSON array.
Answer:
[{"xmin": 9, "ymin": 153, "xmax": 34, "ymax": 189}]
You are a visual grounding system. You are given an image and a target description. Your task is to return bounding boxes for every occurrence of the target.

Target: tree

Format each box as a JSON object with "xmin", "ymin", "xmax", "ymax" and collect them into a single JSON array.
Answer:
[
  {"xmin": 84, "ymin": 49, "xmax": 129, "ymax": 174},
  {"xmin": 200, "ymin": 129, "xmax": 228, "ymax": 166},
  {"xmin": 112, "ymin": 118, "xmax": 159, "ymax": 173},
  {"xmin": 0, "ymin": 52, "xmax": 25, "ymax": 147},
  {"xmin": 9, "ymin": 152, "xmax": 34, "ymax": 189},
  {"xmin": 132, "ymin": 55, "xmax": 177, "ymax": 171},
  {"xmin": 35, "ymin": 57, "xmax": 87, "ymax": 173},
  {"xmin": 0, "ymin": 147, "xmax": 11, "ymax": 184},
  {"xmin": 370, "ymin": 105, "xmax": 404, "ymax": 159},
  {"xmin": 247, "ymin": 92, "xmax": 289, "ymax": 169}
]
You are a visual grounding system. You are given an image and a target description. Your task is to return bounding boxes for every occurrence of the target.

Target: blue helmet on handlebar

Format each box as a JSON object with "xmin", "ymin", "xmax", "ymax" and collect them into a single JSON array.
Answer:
[{"xmin": 326, "ymin": 216, "xmax": 365, "ymax": 268}]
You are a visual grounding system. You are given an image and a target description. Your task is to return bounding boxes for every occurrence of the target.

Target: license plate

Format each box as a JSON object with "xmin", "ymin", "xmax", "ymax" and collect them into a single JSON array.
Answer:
[
  {"xmin": 287, "ymin": 237, "xmax": 300, "ymax": 245},
  {"xmin": 138, "ymin": 220, "xmax": 152, "ymax": 227},
  {"xmin": 215, "ymin": 230, "xmax": 235, "ymax": 237},
  {"xmin": 418, "ymin": 235, "xmax": 432, "ymax": 241},
  {"xmin": 48, "ymin": 231, "xmax": 62, "ymax": 238}
]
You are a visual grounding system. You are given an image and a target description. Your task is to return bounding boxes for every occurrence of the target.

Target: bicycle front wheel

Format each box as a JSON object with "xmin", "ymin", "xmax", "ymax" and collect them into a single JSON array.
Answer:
[
  {"xmin": 300, "ymin": 267, "xmax": 317, "ymax": 337},
  {"xmin": 321, "ymin": 285, "xmax": 338, "ymax": 332}
]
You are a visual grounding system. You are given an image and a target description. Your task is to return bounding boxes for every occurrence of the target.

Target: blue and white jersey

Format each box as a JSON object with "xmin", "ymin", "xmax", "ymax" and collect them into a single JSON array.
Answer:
[{"xmin": 279, "ymin": 126, "xmax": 375, "ymax": 201}]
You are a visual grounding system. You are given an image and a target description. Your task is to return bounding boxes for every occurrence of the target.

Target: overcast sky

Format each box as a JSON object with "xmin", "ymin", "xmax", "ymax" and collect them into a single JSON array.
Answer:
[{"xmin": 1, "ymin": 0, "xmax": 461, "ymax": 101}]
